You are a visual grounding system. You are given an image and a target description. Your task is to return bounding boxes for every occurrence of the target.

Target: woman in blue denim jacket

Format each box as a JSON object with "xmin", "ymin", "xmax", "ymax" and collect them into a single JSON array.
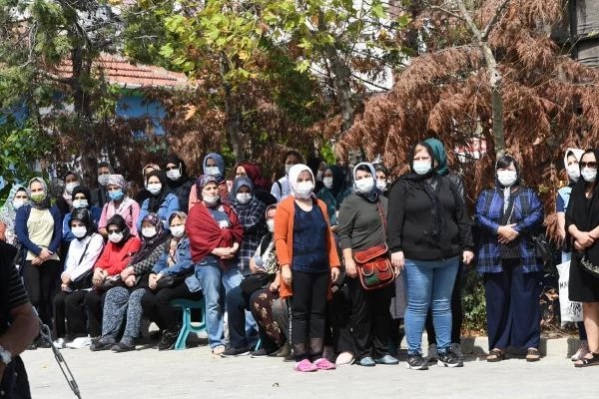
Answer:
[
  {"xmin": 141, "ymin": 211, "xmax": 202, "ymax": 350},
  {"xmin": 137, "ymin": 171, "xmax": 180, "ymax": 232}
]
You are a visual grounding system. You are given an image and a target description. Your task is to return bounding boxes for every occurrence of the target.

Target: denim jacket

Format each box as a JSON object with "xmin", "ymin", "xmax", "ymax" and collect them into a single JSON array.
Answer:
[
  {"xmin": 152, "ymin": 237, "xmax": 200, "ymax": 292},
  {"xmin": 138, "ymin": 193, "xmax": 180, "ymax": 232}
]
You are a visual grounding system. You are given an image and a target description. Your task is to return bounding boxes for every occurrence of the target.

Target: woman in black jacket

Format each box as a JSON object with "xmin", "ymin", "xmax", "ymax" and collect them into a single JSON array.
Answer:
[
  {"xmin": 387, "ymin": 142, "xmax": 474, "ymax": 371},
  {"xmin": 165, "ymin": 154, "xmax": 194, "ymax": 214}
]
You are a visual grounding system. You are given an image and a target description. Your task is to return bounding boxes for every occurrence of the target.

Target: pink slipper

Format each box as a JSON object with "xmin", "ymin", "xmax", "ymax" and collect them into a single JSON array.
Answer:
[
  {"xmin": 295, "ymin": 359, "xmax": 318, "ymax": 372},
  {"xmin": 314, "ymin": 358, "xmax": 336, "ymax": 370}
]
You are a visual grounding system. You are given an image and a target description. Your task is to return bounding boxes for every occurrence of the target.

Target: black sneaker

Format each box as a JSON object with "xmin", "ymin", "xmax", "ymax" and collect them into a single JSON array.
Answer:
[
  {"xmin": 406, "ymin": 354, "xmax": 429, "ymax": 370},
  {"xmin": 157, "ymin": 328, "xmax": 179, "ymax": 351},
  {"xmin": 437, "ymin": 351, "xmax": 464, "ymax": 368},
  {"xmin": 250, "ymin": 348, "xmax": 269, "ymax": 358},
  {"xmin": 221, "ymin": 347, "xmax": 250, "ymax": 357},
  {"xmin": 90, "ymin": 338, "xmax": 115, "ymax": 352}
]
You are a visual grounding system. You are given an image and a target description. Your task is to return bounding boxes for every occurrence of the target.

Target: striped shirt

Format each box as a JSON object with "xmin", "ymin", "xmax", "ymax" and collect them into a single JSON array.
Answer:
[{"xmin": 7, "ymin": 261, "xmax": 28, "ymax": 310}]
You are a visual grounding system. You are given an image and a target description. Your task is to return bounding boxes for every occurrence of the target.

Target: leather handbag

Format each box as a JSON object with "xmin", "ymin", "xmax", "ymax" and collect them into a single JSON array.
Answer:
[
  {"xmin": 353, "ymin": 202, "xmax": 396, "ymax": 291},
  {"xmin": 240, "ymin": 272, "xmax": 275, "ymax": 295},
  {"xmin": 580, "ymin": 254, "xmax": 599, "ymax": 278}
]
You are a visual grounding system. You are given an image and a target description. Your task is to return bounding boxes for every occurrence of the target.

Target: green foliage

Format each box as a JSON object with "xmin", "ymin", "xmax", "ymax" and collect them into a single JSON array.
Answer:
[{"xmin": 461, "ymin": 267, "xmax": 487, "ymax": 334}]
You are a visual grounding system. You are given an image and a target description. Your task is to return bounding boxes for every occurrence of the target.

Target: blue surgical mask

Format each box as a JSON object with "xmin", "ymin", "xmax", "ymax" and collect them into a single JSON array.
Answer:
[{"xmin": 109, "ymin": 189, "xmax": 124, "ymax": 201}]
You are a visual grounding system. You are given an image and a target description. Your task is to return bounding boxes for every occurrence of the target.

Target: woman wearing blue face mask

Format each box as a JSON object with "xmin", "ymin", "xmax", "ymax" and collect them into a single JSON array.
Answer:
[
  {"xmin": 62, "ymin": 186, "xmax": 102, "ymax": 243},
  {"xmin": 387, "ymin": 142, "xmax": 474, "ymax": 370},
  {"xmin": 0, "ymin": 184, "xmax": 28, "ymax": 246},
  {"xmin": 99, "ymin": 175, "xmax": 141, "ymax": 238}
]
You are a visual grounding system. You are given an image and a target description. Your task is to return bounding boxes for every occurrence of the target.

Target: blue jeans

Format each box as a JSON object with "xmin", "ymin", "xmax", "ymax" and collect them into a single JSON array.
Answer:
[
  {"xmin": 197, "ymin": 265, "xmax": 244, "ymax": 348},
  {"xmin": 404, "ymin": 257, "xmax": 459, "ymax": 356}
]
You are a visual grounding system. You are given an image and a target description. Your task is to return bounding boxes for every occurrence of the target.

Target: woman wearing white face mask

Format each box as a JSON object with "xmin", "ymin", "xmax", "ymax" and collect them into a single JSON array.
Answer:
[
  {"xmin": 270, "ymin": 150, "xmax": 304, "ymax": 203},
  {"xmin": 317, "ymin": 166, "xmax": 351, "ymax": 230},
  {"xmin": 0, "ymin": 184, "xmax": 28, "ymax": 246},
  {"xmin": 274, "ymin": 164, "xmax": 341, "ymax": 372},
  {"xmin": 186, "ymin": 175, "xmax": 244, "ymax": 355},
  {"xmin": 62, "ymin": 186, "xmax": 102, "ymax": 244},
  {"xmin": 337, "ymin": 163, "xmax": 398, "ymax": 367},
  {"xmin": 188, "ymin": 153, "xmax": 231, "ymax": 210},
  {"xmin": 62, "ymin": 171, "xmax": 82, "ymax": 210},
  {"xmin": 141, "ymin": 211, "xmax": 203, "ymax": 351},
  {"xmin": 230, "ymin": 176, "xmax": 267, "ymax": 276},
  {"xmin": 387, "ymin": 142, "xmax": 474, "ymax": 370},
  {"xmin": 137, "ymin": 170, "xmax": 180, "ymax": 232},
  {"xmin": 53, "ymin": 208, "xmax": 104, "ymax": 349},
  {"xmin": 475, "ymin": 155, "xmax": 544, "ymax": 363},
  {"xmin": 165, "ymin": 154, "xmax": 194, "ymax": 214}
]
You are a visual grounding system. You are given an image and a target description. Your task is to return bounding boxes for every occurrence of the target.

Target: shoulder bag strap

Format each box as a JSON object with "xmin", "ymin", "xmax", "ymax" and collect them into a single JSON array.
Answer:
[{"xmin": 376, "ymin": 200, "xmax": 387, "ymax": 243}]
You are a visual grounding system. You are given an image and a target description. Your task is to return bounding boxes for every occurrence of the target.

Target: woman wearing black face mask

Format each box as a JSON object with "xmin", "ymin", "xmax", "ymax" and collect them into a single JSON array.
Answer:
[
  {"xmin": 566, "ymin": 149, "xmax": 599, "ymax": 367},
  {"xmin": 475, "ymin": 155, "xmax": 544, "ymax": 363},
  {"xmin": 165, "ymin": 155, "xmax": 194, "ymax": 214},
  {"xmin": 53, "ymin": 209, "xmax": 104, "ymax": 349}
]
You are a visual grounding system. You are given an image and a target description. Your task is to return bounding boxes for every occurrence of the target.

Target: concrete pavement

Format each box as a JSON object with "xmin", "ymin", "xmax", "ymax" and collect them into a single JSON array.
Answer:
[{"xmin": 21, "ymin": 344, "xmax": 598, "ymax": 399}]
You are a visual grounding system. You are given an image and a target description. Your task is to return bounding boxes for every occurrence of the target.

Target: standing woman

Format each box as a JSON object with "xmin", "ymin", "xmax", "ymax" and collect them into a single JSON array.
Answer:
[
  {"xmin": 274, "ymin": 164, "xmax": 341, "ymax": 372},
  {"xmin": 566, "ymin": 149, "xmax": 599, "ymax": 367},
  {"xmin": 15, "ymin": 177, "xmax": 63, "ymax": 346},
  {"xmin": 475, "ymin": 155, "xmax": 544, "ymax": 363},
  {"xmin": 188, "ymin": 153, "xmax": 229, "ymax": 210},
  {"xmin": 0, "ymin": 184, "xmax": 28, "ymax": 246},
  {"xmin": 317, "ymin": 165, "xmax": 351, "ymax": 229},
  {"xmin": 92, "ymin": 162, "xmax": 114, "ymax": 208},
  {"xmin": 186, "ymin": 175, "xmax": 244, "ymax": 355},
  {"xmin": 138, "ymin": 170, "xmax": 180, "ymax": 231},
  {"xmin": 374, "ymin": 164, "xmax": 390, "ymax": 195},
  {"xmin": 230, "ymin": 177, "xmax": 267, "ymax": 276},
  {"xmin": 556, "ymin": 148, "xmax": 587, "ymax": 361},
  {"xmin": 62, "ymin": 186, "xmax": 102, "ymax": 243},
  {"xmin": 98, "ymin": 175, "xmax": 140, "ymax": 238},
  {"xmin": 165, "ymin": 154, "xmax": 194, "ymax": 214},
  {"xmin": 338, "ymin": 163, "xmax": 398, "ymax": 367},
  {"xmin": 387, "ymin": 142, "xmax": 474, "ymax": 370}
]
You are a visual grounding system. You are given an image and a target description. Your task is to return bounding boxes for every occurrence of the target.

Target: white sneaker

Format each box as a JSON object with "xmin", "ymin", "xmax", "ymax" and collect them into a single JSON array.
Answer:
[
  {"xmin": 450, "ymin": 343, "xmax": 464, "ymax": 360},
  {"xmin": 427, "ymin": 344, "xmax": 439, "ymax": 362},
  {"xmin": 571, "ymin": 340, "xmax": 589, "ymax": 362},
  {"xmin": 335, "ymin": 352, "xmax": 355, "ymax": 366},
  {"xmin": 66, "ymin": 336, "xmax": 92, "ymax": 349},
  {"xmin": 53, "ymin": 338, "xmax": 66, "ymax": 349}
]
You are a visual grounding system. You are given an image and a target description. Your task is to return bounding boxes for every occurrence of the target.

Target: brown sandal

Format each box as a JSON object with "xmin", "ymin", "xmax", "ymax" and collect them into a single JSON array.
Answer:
[
  {"xmin": 526, "ymin": 348, "xmax": 540, "ymax": 362},
  {"xmin": 574, "ymin": 352, "xmax": 599, "ymax": 368},
  {"xmin": 487, "ymin": 348, "xmax": 505, "ymax": 362}
]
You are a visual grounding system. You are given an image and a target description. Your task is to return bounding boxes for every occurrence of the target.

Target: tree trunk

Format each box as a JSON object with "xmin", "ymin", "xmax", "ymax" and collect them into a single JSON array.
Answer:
[{"xmin": 220, "ymin": 55, "xmax": 244, "ymax": 162}]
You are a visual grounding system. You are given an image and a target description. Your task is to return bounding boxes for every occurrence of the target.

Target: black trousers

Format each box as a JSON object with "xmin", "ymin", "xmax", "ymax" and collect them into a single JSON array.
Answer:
[
  {"xmin": 141, "ymin": 282, "xmax": 202, "ymax": 331},
  {"xmin": 484, "ymin": 260, "xmax": 541, "ymax": 350},
  {"xmin": 53, "ymin": 290, "xmax": 88, "ymax": 339},
  {"xmin": 291, "ymin": 271, "xmax": 329, "ymax": 361},
  {"xmin": 328, "ymin": 285, "xmax": 354, "ymax": 354},
  {"xmin": 22, "ymin": 260, "xmax": 61, "ymax": 328},
  {"xmin": 426, "ymin": 264, "xmax": 463, "ymax": 345},
  {"xmin": 84, "ymin": 289, "xmax": 106, "ymax": 338},
  {"xmin": 0, "ymin": 357, "xmax": 31, "ymax": 399},
  {"xmin": 347, "ymin": 277, "xmax": 393, "ymax": 359}
]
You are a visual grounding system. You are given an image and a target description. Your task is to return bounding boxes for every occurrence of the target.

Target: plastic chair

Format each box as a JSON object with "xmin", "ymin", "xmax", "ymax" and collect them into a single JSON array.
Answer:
[
  {"xmin": 254, "ymin": 338, "xmax": 262, "ymax": 351},
  {"xmin": 170, "ymin": 298, "xmax": 207, "ymax": 350}
]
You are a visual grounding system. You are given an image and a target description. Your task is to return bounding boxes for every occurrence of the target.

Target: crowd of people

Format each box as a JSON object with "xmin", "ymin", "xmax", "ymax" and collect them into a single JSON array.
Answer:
[{"xmin": 0, "ymin": 141, "xmax": 598, "ymax": 374}]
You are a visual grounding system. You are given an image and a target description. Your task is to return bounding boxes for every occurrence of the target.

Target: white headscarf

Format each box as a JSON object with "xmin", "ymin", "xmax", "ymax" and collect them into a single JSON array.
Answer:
[
  {"xmin": 288, "ymin": 164, "xmax": 315, "ymax": 198},
  {"xmin": 564, "ymin": 148, "xmax": 584, "ymax": 183}
]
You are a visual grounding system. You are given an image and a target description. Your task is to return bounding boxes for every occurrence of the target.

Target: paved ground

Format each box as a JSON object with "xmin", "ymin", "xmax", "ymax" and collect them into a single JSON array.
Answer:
[{"xmin": 21, "ymin": 344, "xmax": 599, "ymax": 399}]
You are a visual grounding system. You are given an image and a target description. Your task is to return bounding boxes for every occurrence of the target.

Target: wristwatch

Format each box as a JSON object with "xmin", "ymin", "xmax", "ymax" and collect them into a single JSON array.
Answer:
[{"xmin": 0, "ymin": 345, "xmax": 12, "ymax": 366}]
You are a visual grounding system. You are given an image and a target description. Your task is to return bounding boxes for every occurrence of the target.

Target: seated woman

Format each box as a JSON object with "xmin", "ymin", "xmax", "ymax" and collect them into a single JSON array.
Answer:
[
  {"xmin": 222, "ymin": 205, "xmax": 284, "ymax": 357},
  {"xmin": 98, "ymin": 174, "xmax": 140, "ymax": 238},
  {"xmin": 63, "ymin": 186, "xmax": 102, "ymax": 243},
  {"xmin": 141, "ymin": 212, "xmax": 202, "ymax": 351},
  {"xmin": 85, "ymin": 215, "xmax": 141, "ymax": 342},
  {"xmin": 91, "ymin": 214, "xmax": 170, "ymax": 352},
  {"xmin": 53, "ymin": 209, "xmax": 104, "ymax": 349},
  {"xmin": 138, "ymin": 171, "xmax": 180, "ymax": 231}
]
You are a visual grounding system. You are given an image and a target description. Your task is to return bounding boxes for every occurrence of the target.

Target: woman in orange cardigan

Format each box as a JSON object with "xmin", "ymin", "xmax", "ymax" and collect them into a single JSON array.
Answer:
[{"xmin": 274, "ymin": 164, "xmax": 341, "ymax": 372}]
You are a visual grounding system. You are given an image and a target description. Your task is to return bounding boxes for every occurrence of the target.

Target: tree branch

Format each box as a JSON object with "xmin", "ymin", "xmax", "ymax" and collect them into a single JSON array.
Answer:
[
  {"xmin": 429, "ymin": 5, "xmax": 465, "ymax": 21},
  {"xmin": 481, "ymin": 0, "xmax": 511, "ymax": 41}
]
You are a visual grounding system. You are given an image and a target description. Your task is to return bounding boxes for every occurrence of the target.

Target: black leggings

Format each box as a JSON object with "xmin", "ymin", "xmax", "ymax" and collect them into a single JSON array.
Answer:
[
  {"xmin": 53, "ymin": 290, "xmax": 88, "ymax": 339},
  {"xmin": 84, "ymin": 289, "xmax": 106, "ymax": 338},
  {"xmin": 141, "ymin": 282, "xmax": 202, "ymax": 331},
  {"xmin": 22, "ymin": 260, "xmax": 61, "ymax": 328},
  {"xmin": 291, "ymin": 271, "xmax": 329, "ymax": 362}
]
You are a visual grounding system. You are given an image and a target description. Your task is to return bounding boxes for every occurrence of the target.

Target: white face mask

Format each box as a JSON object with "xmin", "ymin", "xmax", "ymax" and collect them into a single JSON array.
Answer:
[
  {"xmin": 355, "ymin": 177, "xmax": 375, "ymax": 194},
  {"xmin": 236, "ymin": 193, "xmax": 252, "ymax": 205},
  {"xmin": 582, "ymin": 167, "xmax": 597, "ymax": 183},
  {"xmin": 170, "ymin": 225, "xmax": 185, "ymax": 238},
  {"xmin": 205, "ymin": 166, "xmax": 220, "ymax": 177},
  {"xmin": 413, "ymin": 160, "xmax": 432, "ymax": 175},
  {"xmin": 266, "ymin": 219, "xmax": 275, "ymax": 233},
  {"xmin": 323, "ymin": 177, "xmax": 333, "ymax": 189},
  {"xmin": 203, "ymin": 194, "xmax": 219, "ymax": 206},
  {"xmin": 376, "ymin": 179, "xmax": 387, "ymax": 191},
  {"xmin": 72, "ymin": 226, "xmax": 87, "ymax": 239},
  {"xmin": 316, "ymin": 171, "xmax": 324, "ymax": 182},
  {"xmin": 295, "ymin": 181, "xmax": 314, "ymax": 199},
  {"xmin": 166, "ymin": 169, "xmax": 182, "ymax": 181},
  {"xmin": 142, "ymin": 227, "xmax": 157, "ymax": 239},
  {"xmin": 108, "ymin": 231, "xmax": 124, "ymax": 244},
  {"xmin": 98, "ymin": 174, "xmax": 110, "ymax": 187},
  {"xmin": 567, "ymin": 164, "xmax": 580, "ymax": 182},
  {"xmin": 66, "ymin": 182, "xmax": 79, "ymax": 194},
  {"xmin": 12, "ymin": 199, "xmax": 28, "ymax": 210},
  {"xmin": 147, "ymin": 183, "xmax": 162, "ymax": 195},
  {"xmin": 285, "ymin": 164, "xmax": 293, "ymax": 175},
  {"xmin": 72, "ymin": 199, "xmax": 89, "ymax": 209},
  {"xmin": 497, "ymin": 170, "xmax": 518, "ymax": 187}
]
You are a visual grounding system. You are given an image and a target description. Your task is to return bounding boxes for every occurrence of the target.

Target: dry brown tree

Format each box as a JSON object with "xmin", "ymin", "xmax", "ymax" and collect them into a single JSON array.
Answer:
[{"xmin": 340, "ymin": 0, "xmax": 599, "ymax": 241}]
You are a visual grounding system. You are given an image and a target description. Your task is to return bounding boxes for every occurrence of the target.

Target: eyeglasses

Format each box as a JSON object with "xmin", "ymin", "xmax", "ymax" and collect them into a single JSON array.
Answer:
[{"xmin": 581, "ymin": 162, "xmax": 598, "ymax": 168}]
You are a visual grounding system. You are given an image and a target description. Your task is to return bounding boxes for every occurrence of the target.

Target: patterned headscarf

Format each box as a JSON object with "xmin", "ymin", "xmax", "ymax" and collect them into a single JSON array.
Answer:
[
  {"xmin": 131, "ymin": 212, "xmax": 169, "ymax": 264},
  {"xmin": 195, "ymin": 174, "xmax": 220, "ymax": 199},
  {"xmin": 0, "ymin": 184, "xmax": 27, "ymax": 244},
  {"xmin": 107, "ymin": 174, "xmax": 128, "ymax": 191}
]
